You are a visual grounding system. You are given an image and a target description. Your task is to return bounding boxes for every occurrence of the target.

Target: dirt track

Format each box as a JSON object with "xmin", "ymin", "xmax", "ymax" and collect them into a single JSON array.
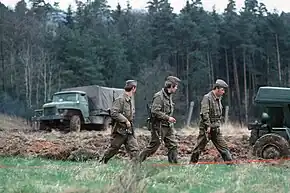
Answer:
[{"xmin": 0, "ymin": 125, "xmax": 252, "ymax": 162}]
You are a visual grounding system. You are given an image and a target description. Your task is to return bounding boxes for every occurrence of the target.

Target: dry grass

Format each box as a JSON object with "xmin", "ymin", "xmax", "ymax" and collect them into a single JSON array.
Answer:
[
  {"xmin": 136, "ymin": 121, "xmax": 250, "ymax": 138},
  {"xmin": 0, "ymin": 113, "xmax": 249, "ymax": 137},
  {"xmin": 0, "ymin": 113, "xmax": 32, "ymax": 131},
  {"xmin": 177, "ymin": 122, "xmax": 250, "ymax": 137}
]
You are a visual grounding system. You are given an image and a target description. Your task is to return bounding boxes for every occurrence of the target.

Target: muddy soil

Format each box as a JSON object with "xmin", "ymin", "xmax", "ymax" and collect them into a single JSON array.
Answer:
[{"xmin": 0, "ymin": 126, "xmax": 252, "ymax": 162}]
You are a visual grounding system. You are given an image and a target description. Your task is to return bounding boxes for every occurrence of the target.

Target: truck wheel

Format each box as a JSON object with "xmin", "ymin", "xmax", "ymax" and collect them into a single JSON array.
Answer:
[
  {"xmin": 70, "ymin": 115, "xmax": 81, "ymax": 132},
  {"xmin": 253, "ymin": 133, "xmax": 290, "ymax": 159}
]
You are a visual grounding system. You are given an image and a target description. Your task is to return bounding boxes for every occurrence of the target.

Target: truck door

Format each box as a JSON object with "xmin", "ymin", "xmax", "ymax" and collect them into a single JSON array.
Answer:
[{"xmin": 79, "ymin": 93, "xmax": 90, "ymax": 120}]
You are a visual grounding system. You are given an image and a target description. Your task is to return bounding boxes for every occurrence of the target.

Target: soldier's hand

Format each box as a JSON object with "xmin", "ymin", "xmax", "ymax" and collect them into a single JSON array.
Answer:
[
  {"xmin": 168, "ymin": 117, "xmax": 176, "ymax": 123},
  {"xmin": 205, "ymin": 127, "xmax": 211, "ymax": 140},
  {"xmin": 206, "ymin": 127, "xmax": 210, "ymax": 132},
  {"xmin": 126, "ymin": 120, "xmax": 131, "ymax": 128}
]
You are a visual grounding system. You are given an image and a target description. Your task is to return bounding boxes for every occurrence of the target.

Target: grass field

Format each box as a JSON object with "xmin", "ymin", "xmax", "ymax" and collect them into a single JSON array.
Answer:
[{"xmin": 0, "ymin": 156, "xmax": 290, "ymax": 193}]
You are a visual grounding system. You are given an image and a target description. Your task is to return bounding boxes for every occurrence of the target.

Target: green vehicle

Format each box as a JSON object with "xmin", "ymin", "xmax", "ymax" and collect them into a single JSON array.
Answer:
[
  {"xmin": 248, "ymin": 86, "xmax": 290, "ymax": 159},
  {"xmin": 32, "ymin": 85, "xmax": 124, "ymax": 132}
]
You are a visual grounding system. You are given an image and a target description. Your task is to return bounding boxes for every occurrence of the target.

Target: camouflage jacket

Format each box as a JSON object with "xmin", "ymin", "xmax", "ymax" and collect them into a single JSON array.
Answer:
[
  {"xmin": 199, "ymin": 91, "xmax": 223, "ymax": 128},
  {"xmin": 110, "ymin": 92, "xmax": 135, "ymax": 135},
  {"xmin": 151, "ymin": 88, "xmax": 174, "ymax": 127}
]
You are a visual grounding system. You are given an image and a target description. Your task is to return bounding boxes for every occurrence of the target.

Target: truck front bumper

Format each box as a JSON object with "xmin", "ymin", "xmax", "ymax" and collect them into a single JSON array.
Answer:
[{"xmin": 38, "ymin": 114, "xmax": 69, "ymax": 122}]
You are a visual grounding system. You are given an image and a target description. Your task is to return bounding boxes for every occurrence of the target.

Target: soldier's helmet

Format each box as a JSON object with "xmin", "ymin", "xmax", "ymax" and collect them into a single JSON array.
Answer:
[
  {"xmin": 261, "ymin": 112, "xmax": 270, "ymax": 124},
  {"xmin": 125, "ymin": 80, "xmax": 137, "ymax": 87},
  {"xmin": 214, "ymin": 79, "xmax": 228, "ymax": 88}
]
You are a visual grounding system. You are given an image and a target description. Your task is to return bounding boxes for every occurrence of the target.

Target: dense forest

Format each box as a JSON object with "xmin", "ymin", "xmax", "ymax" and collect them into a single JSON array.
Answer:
[{"xmin": 0, "ymin": 0, "xmax": 289, "ymax": 128}]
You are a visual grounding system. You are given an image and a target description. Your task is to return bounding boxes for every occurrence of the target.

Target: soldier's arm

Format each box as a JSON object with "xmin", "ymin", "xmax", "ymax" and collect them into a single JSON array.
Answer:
[
  {"xmin": 200, "ymin": 95, "xmax": 210, "ymax": 127},
  {"xmin": 110, "ymin": 98, "xmax": 129, "ymax": 123},
  {"xmin": 151, "ymin": 95, "xmax": 170, "ymax": 121}
]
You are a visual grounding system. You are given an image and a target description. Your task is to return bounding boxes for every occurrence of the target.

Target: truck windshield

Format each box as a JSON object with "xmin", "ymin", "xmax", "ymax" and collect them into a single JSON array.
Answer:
[{"xmin": 52, "ymin": 93, "xmax": 77, "ymax": 102}]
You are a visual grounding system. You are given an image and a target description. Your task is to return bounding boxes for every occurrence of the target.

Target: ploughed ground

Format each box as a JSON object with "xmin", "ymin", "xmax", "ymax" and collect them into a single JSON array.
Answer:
[{"xmin": 0, "ymin": 120, "xmax": 252, "ymax": 162}]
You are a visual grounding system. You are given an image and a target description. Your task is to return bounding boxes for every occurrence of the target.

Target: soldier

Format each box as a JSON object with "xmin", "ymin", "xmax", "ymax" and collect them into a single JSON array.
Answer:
[
  {"xmin": 139, "ymin": 75, "xmax": 181, "ymax": 163},
  {"xmin": 189, "ymin": 79, "xmax": 233, "ymax": 164},
  {"xmin": 100, "ymin": 80, "xmax": 139, "ymax": 164}
]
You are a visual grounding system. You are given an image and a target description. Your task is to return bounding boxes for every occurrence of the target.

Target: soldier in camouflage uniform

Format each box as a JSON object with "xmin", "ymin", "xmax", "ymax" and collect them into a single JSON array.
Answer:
[
  {"xmin": 100, "ymin": 80, "xmax": 139, "ymax": 164},
  {"xmin": 139, "ymin": 76, "xmax": 181, "ymax": 163},
  {"xmin": 189, "ymin": 79, "xmax": 233, "ymax": 163}
]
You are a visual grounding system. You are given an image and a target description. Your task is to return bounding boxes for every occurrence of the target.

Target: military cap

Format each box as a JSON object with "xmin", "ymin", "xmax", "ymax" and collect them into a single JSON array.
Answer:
[
  {"xmin": 166, "ymin": 76, "xmax": 181, "ymax": 85},
  {"xmin": 214, "ymin": 79, "xmax": 228, "ymax": 88},
  {"xmin": 125, "ymin": 80, "xmax": 137, "ymax": 87}
]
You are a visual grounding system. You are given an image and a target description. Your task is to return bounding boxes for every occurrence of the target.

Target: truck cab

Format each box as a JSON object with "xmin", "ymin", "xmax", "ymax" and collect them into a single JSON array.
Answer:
[{"xmin": 36, "ymin": 91, "xmax": 89, "ymax": 132}]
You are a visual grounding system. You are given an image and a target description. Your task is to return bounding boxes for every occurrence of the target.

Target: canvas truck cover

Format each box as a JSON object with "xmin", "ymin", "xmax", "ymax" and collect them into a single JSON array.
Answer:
[
  {"xmin": 62, "ymin": 85, "xmax": 124, "ymax": 114},
  {"xmin": 255, "ymin": 86, "xmax": 290, "ymax": 104}
]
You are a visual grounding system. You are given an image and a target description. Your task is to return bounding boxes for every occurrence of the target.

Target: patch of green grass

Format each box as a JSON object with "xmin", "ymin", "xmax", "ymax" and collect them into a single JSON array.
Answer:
[{"xmin": 0, "ymin": 156, "xmax": 289, "ymax": 193}]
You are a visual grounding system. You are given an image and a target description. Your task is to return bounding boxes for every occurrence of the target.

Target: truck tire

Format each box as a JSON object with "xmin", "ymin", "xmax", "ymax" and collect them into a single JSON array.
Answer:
[
  {"xmin": 253, "ymin": 133, "xmax": 290, "ymax": 159},
  {"xmin": 70, "ymin": 115, "xmax": 81, "ymax": 132}
]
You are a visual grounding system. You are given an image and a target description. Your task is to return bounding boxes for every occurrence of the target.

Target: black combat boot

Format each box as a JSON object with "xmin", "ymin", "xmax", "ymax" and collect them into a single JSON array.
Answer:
[
  {"xmin": 168, "ymin": 149, "xmax": 178, "ymax": 164},
  {"xmin": 189, "ymin": 152, "xmax": 200, "ymax": 164},
  {"xmin": 138, "ymin": 151, "xmax": 147, "ymax": 163},
  {"xmin": 99, "ymin": 155, "xmax": 109, "ymax": 164},
  {"xmin": 220, "ymin": 150, "xmax": 234, "ymax": 165}
]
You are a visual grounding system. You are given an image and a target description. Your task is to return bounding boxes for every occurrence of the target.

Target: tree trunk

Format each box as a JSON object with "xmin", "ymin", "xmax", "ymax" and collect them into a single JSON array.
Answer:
[
  {"xmin": 288, "ymin": 62, "xmax": 290, "ymax": 87},
  {"xmin": 24, "ymin": 46, "xmax": 29, "ymax": 109},
  {"xmin": 9, "ymin": 52, "xmax": 15, "ymax": 91},
  {"xmin": 232, "ymin": 48, "xmax": 242, "ymax": 125},
  {"xmin": 186, "ymin": 50, "xmax": 189, "ymax": 111},
  {"xmin": 207, "ymin": 51, "xmax": 211, "ymax": 89},
  {"xmin": 267, "ymin": 54, "xmax": 270, "ymax": 85},
  {"xmin": 48, "ymin": 63, "xmax": 53, "ymax": 100},
  {"xmin": 243, "ymin": 47, "xmax": 248, "ymax": 123},
  {"xmin": 225, "ymin": 48, "xmax": 230, "ymax": 107},
  {"xmin": 44, "ymin": 58, "xmax": 47, "ymax": 102},
  {"xmin": 28, "ymin": 56, "xmax": 32, "ymax": 108},
  {"xmin": 19, "ymin": 42, "xmax": 32, "ymax": 109},
  {"xmin": 0, "ymin": 31, "xmax": 5, "ymax": 92},
  {"xmin": 58, "ymin": 64, "xmax": 61, "ymax": 91},
  {"xmin": 40, "ymin": 49, "xmax": 48, "ymax": 103},
  {"xmin": 210, "ymin": 52, "xmax": 214, "ymax": 84},
  {"xmin": 36, "ymin": 75, "xmax": 39, "ymax": 107},
  {"xmin": 251, "ymin": 73, "xmax": 255, "ymax": 105},
  {"xmin": 275, "ymin": 33, "xmax": 281, "ymax": 85}
]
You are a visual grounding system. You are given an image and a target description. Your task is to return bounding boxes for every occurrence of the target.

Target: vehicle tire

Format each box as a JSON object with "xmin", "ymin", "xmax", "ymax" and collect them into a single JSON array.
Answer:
[
  {"xmin": 70, "ymin": 115, "xmax": 81, "ymax": 132},
  {"xmin": 253, "ymin": 133, "xmax": 290, "ymax": 159},
  {"xmin": 101, "ymin": 116, "xmax": 111, "ymax": 131}
]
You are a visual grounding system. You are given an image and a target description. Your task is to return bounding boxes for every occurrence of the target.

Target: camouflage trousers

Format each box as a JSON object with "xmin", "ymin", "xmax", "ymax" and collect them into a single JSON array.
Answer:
[
  {"xmin": 139, "ymin": 125, "xmax": 178, "ymax": 163},
  {"xmin": 189, "ymin": 127, "xmax": 233, "ymax": 163},
  {"xmin": 100, "ymin": 133, "xmax": 139, "ymax": 164}
]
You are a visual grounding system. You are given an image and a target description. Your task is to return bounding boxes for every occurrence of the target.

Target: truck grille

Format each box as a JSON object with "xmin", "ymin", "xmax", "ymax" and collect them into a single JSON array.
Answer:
[{"xmin": 43, "ymin": 107, "xmax": 56, "ymax": 116}]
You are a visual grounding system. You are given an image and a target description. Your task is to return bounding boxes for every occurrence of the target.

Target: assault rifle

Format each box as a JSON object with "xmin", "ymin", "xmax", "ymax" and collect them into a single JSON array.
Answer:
[{"xmin": 146, "ymin": 103, "xmax": 152, "ymax": 131}]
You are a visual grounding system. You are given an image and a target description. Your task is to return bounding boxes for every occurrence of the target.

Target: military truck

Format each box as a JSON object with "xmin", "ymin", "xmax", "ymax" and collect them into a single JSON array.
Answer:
[
  {"xmin": 32, "ymin": 85, "xmax": 124, "ymax": 132},
  {"xmin": 248, "ymin": 86, "xmax": 290, "ymax": 159}
]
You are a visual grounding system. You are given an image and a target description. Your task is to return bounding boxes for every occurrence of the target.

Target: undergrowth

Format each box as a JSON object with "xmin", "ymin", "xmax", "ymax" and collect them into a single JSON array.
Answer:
[{"xmin": 0, "ymin": 156, "xmax": 289, "ymax": 193}]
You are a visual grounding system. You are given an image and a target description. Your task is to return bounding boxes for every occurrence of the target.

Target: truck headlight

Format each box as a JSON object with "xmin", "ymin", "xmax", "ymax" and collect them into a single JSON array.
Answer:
[{"xmin": 58, "ymin": 109, "xmax": 68, "ymax": 115}]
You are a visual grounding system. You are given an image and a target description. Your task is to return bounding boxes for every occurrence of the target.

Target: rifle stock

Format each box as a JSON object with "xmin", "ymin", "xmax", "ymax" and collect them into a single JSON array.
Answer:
[{"xmin": 146, "ymin": 104, "xmax": 153, "ymax": 131}]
